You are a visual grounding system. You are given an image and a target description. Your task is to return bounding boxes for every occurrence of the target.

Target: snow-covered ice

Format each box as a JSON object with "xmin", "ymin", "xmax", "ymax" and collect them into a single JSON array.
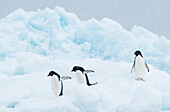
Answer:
[
  {"xmin": 0, "ymin": 6, "xmax": 170, "ymax": 112},
  {"xmin": 0, "ymin": 7, "xmax": 170, "ymax": 74},
  {"xmin": 0, "ymin": 58, "xmax": 170, "ymax": 112}
]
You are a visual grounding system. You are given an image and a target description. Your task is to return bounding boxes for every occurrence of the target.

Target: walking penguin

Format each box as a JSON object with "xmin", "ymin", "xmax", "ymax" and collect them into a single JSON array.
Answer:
[
  {"xmin": 71, "ymin": 66, "xmax": 98, "ymax": 86},
  {"xmin": 47, "ymin": 71, "xmax": 71, "ymax": 96}
]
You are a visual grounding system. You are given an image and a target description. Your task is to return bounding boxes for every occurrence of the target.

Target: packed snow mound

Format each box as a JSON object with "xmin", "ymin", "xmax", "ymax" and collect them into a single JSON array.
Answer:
[
  {"xmin": 0, "ymin": 58, "xmax": 170, "ymax": 112},
  {"xmin": 0, "ymin": 6, "xmax": 170, "ymax": 74}
]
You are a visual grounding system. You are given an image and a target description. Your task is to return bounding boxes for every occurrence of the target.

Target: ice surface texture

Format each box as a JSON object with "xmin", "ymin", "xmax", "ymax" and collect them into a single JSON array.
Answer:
[
  {"xmin": 0, "ymin": 6, "xmax": 170, "ymax": 112},
  {"xmin": 0, "ymin": 58, "xmax": 170, "ymax": 112},
  {"xmin": 0, "ymin": 6, "xmax": 170, "ymax": 74}
]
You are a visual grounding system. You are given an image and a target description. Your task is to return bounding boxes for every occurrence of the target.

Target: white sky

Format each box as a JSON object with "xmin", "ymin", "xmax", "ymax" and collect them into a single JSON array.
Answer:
[{"xmin": 0, "ymin": 0, "xmax": 170, "ymax": 38}]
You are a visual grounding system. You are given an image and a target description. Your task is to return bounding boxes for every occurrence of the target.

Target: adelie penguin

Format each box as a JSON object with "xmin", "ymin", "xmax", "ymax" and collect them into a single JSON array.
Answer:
[
  {"xmin": 71, "ymin": 66, "xmax": 98, "ymax": 86},
  {"xmin": 131, "ymin": 50, "xmax": 150, "ymax": 81},
  {"xmin": 47, "ymin": 71, "xmax": 71, "ymax": 97}
]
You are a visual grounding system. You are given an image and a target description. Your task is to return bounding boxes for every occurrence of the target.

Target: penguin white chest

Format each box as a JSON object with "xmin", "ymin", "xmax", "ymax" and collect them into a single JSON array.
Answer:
[
  {"xmin": 134, "ymin": 56, "xmax": 146, "ymax": 78},
  {"xmin": 51, "ymin": 76, "xmax": 61, "ymax": 96},
  {"xmin": 75, "ymin": 70, "xmax": 86, "ymax": 84}
]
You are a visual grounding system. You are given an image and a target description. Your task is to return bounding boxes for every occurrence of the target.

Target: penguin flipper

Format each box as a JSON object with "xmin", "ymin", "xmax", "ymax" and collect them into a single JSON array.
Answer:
[
  {"xmin": 84, "ymin": 70, "xmax": 94, "ymax": 73},
  {"xmin": 145, "ymin": 63, "xmax": 150, "ymax": 72},
  {"xmin": 131, "ymin": 64, "xmax": 135, "ymax": 74},
  {"xmin": 61, "ymin": 76, "xmax": 71, "ymax": 80},
  {"xmin": 131, "ymin": 57, "xmax": 136, "ymax": 74},
  {"xmin": 59, "ymin": 81, "xmax": 63, "ymax": 96},
  {"xmin": 85, "ymin": 73, "xmax": 98, "ymax": 86}
]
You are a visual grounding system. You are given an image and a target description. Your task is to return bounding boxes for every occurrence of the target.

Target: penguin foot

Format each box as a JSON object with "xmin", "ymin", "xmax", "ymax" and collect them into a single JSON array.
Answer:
[
  {"xmin": 95, "ymin": 82, "xmax": 98, "ymax": 85},
  {"xmin": 91, "ymin": 82, "xmax": 98, "ymax": 86},
  {"xmin": 140, "ymin": 78, "xmax": 145, "ymax": 81},
  {"xmin": 135, "ymin": 78, "xmax": 140, "ymax": 81}
]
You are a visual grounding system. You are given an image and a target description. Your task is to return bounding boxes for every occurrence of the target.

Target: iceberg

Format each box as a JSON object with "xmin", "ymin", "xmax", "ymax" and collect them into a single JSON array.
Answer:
[
  {"xmin": 0, "ymin": 6, "xmax": 170, "ymax": 112},
  {"xmin": 0, "ymin": 6, "xmax": 169, "ymax": 74}
]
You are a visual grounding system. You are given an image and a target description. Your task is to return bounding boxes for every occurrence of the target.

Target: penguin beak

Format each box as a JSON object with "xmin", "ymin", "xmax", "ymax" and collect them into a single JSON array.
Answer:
[{"xmin": 134, "ymin": 52, "xmax": 137, "ymax": 56}]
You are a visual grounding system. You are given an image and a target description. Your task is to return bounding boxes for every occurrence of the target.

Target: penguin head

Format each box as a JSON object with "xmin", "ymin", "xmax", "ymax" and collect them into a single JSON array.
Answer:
[
  {"xmin": 134, "ymin": 50, "xmax": 143, "ymax": 57},
  {"xmin": 71, "ymin": 66, "xmax": 85, "ymax": 73},
  {"xmin": 47, "ymin": 71, "xmax": 60, "ymax": 79}
]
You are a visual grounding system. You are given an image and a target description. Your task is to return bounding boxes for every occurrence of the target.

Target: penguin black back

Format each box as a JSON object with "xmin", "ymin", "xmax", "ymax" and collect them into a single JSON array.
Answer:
[{"xmin": 59, "ymin": 81, "xmax": 63, "ymax": 96}]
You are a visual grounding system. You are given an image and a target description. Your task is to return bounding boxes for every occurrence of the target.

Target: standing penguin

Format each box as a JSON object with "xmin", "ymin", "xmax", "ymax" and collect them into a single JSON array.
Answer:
[
  {"xmin": 131, "ymin": 50, "xmax": 149, "ymax": 81},
  {"xmin": 47, "ymin": 71, "xmax": 71, "ymax": 96},
  {"xmin": 71, "ymin": 66, "xmax": 98, "ymax": 86}
]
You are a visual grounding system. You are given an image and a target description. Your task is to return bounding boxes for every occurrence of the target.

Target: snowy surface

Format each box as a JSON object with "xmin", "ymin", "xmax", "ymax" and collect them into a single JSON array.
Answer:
[
  {"xmin": 0, "ymin": 6, "xmax": 170, "ymax": 112},
  {"xmin": 0, "ymin": 58, "xmax": 170, "ymax": 112}
]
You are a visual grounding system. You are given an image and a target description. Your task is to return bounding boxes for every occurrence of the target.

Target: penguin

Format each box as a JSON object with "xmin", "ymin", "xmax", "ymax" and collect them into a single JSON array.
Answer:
[
  {"xmin": 47, "ymin": 71, "xmax": 71, "ymax": 96},
  {"xmin": 131, "ymin": 50, "xmax": 149, "ymax": 81},
  {"xmin": 71, "ymin": 66, "xmax": 98, "ymax": 86}
]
